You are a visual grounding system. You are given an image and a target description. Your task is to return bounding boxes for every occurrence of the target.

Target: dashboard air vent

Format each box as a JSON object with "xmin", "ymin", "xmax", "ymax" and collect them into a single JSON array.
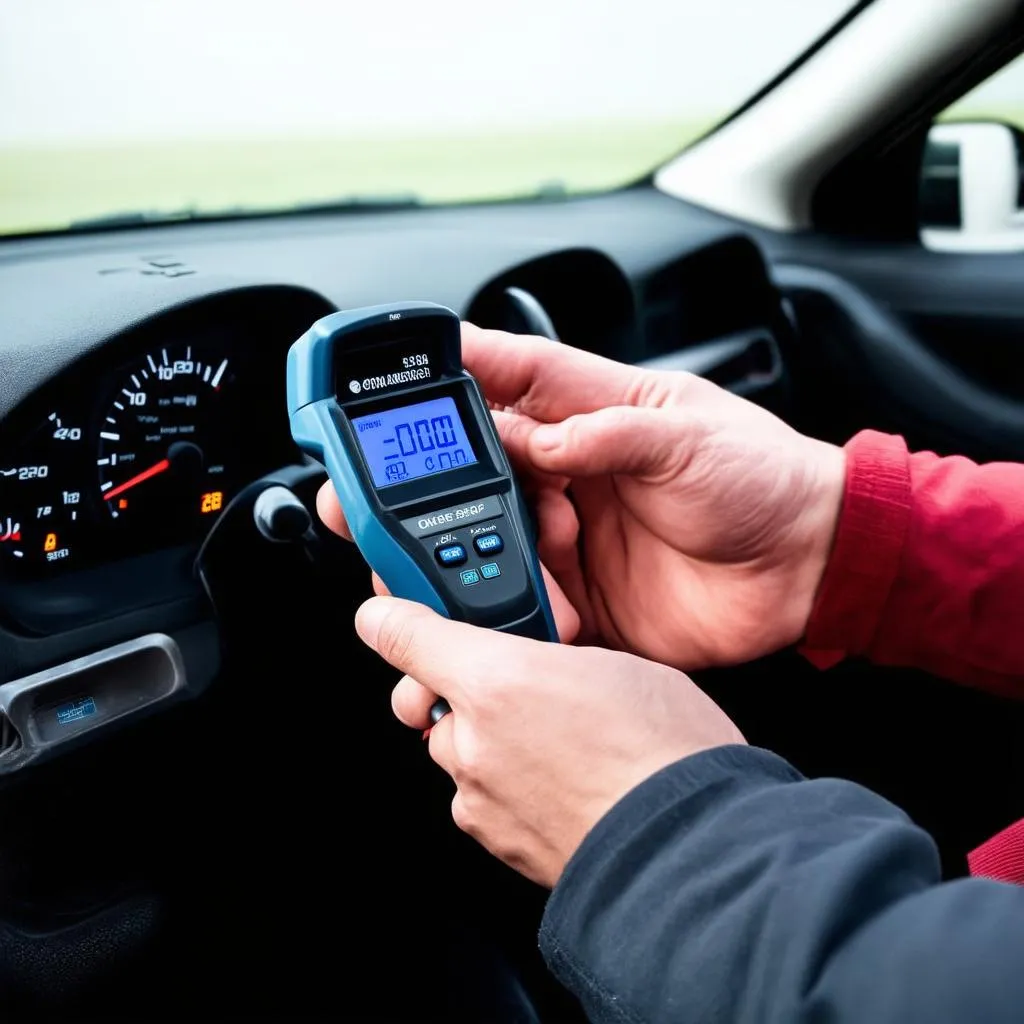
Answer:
[{"xmin": 466, "ymin": 248, "xmax": 634, "ymax": 358}]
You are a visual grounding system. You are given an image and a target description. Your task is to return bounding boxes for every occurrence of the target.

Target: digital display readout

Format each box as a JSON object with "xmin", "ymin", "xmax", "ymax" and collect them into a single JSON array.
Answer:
[{"xmin": 352, "ymin": 395, "xmax": 478, "ymax": 488}]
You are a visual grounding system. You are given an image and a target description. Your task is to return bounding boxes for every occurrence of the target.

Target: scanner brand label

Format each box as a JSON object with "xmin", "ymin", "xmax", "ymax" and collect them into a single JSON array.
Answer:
[
  {"xmin": 402, "ymin": 495, "xmax": 503, "ymax": 539},
  {"xmin": 418, "ymin": 504, "xmax": 487, "ymax": 531},
  {"xmin": 349, "ymin": 366, "xmax": 431, "ymax": 395}
]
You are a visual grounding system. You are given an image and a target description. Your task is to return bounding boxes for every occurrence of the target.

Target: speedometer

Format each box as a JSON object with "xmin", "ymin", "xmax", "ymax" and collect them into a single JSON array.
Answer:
[
  {"xmin": 0, "ymin": 411, "xmax": 87, "ymax": 572},
  {"xmin": 96, "ymin": 344, "xmax": 237, "ymax": 534}
]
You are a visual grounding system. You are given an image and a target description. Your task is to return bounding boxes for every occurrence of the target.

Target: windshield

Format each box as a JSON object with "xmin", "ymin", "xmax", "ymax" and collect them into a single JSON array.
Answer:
[{"xmin": 1, "ymin": 0, "xmax": 855, "ymax": 237}]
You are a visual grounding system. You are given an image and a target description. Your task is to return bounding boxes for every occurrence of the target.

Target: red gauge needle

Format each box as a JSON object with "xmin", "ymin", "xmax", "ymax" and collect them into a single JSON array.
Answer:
[{"xmin": 103, "ymin": 458, "xmax": 170, "ymax": 501}]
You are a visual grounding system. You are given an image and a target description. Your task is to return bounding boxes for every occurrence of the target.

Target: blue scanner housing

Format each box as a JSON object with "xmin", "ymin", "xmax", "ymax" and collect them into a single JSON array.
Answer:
[{"xmin": 287, "ymin": 302, "xmax": 557, "ymax": 641}]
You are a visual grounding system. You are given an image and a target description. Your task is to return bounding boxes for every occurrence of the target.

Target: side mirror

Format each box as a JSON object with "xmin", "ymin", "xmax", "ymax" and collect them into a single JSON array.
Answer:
[{"xmin": 919, "ymin": 120, "xmax": 1024, "ymax": 252}]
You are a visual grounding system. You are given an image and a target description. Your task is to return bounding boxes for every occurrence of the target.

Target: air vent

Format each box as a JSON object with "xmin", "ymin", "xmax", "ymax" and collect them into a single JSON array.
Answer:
[
  {"xmin": 0, "ymin": 712, "xmax": 21, "ymax": 759},
  {"xmin": 466, "ymin": 248, "xmax": 634, "ymax": 358}
]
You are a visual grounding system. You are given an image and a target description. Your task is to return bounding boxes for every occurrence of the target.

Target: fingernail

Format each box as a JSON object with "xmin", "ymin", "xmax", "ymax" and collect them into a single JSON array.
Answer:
[
  {"xmin": 354, "ymin": 596, "xmax": 392, "ymax": 650},
  {"xmin": 532, "ymin": 424, "xmax": 562, "ymax": 451}
]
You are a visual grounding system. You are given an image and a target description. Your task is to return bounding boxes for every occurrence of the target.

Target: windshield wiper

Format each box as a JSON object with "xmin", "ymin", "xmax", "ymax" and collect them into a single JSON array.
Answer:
[{"xmin": 66, "ymin": 193, "xmax": 423, "ymax": 234}]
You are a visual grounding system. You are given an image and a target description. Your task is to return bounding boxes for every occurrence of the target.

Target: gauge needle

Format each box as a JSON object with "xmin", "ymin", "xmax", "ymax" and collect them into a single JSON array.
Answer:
[{"xmin": 103, "ymin": 458, "xmax": 170, "ymax": 501}]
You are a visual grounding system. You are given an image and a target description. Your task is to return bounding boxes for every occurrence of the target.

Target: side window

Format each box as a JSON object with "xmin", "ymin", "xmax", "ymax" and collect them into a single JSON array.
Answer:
[{"xmin": 920, "ymin": 58, "xmax": 1024, "ymax": 252}]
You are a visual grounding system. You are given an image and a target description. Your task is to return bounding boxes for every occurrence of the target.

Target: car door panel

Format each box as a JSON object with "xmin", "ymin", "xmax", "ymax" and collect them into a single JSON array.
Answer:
[{"xmin": 776, "ymin": 263, "xmax": 1024, "ymax": 461}]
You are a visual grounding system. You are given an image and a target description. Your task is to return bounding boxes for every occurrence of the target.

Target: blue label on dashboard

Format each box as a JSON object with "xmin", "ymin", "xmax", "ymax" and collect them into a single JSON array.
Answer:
[{"xmin": 55, "ymin": 696, "xmax": 97, "ymax": 725}]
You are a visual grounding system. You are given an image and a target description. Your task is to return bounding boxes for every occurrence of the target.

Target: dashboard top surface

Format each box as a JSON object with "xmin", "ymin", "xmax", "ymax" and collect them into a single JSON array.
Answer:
[{"xmin": 0, "ymin": 187, "xmax": 736, "ymax": 418}]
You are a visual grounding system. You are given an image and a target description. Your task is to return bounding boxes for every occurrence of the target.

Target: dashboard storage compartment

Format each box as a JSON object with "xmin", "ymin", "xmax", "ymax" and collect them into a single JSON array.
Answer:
[{"xmin": 0, "ymin": 634, "xmax": 185, "ymax": 775}]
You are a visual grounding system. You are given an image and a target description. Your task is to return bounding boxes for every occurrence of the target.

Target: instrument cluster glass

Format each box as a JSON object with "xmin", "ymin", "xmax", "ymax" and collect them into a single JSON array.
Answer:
[{"xmin": 0, "ymin": 340, "xmax": 245, "ymax": 579}]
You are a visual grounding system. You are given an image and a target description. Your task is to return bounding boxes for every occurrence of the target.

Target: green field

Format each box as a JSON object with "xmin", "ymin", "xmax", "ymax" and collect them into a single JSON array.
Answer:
[{"xmin": 0, "ymin": 120, "xmax": 712, "ymax": 237}]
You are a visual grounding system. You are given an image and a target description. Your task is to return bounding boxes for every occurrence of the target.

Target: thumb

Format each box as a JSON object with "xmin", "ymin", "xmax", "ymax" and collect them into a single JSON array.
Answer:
[
  {"xmin": 527, "ymin": 406, "xmax": 684, "ymax": 478},
  {"xmin": 355, "ymin": 596, "xmax": 540, "ymax": 706}
]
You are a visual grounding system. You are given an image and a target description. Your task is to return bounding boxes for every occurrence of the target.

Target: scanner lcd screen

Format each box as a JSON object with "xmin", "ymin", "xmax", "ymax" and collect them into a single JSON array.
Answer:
[{"xmin": 352, "ymin": 395, "xmax": 479, "ymax": 488}]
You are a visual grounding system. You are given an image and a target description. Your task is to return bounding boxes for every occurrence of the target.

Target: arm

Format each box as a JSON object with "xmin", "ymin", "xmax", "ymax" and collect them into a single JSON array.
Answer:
[
  {"xmin": 541, "ymin": 745, "xmax": 1024, "ymax": 1024},
  {"xmin": 801, "ymin": 430, "xmax": 1024, "ymax": 698}
]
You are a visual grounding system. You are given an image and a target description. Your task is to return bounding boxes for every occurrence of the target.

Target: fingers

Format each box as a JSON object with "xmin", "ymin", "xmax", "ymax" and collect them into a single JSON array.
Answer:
[
  {"xmin": 356, "ymin": 597, "xmax": 511, "ymax": 705},
  {"xmin": 381, "ymin": 572, "xmax": 578, "ymax": 723},
  {"xmin": 392, "ymin": 674, "xmax": 459, "ymax": 773},
  {"xmin": 540, "ymin": 562, "xmax": 581, "ymax": 644},
  {"xmin": 534, "ymin": 487, "xmax": 595, "ymax": 638},
  {"xmin": 392, "ymin": 672, "xmax": 438, "ymax": 729},
  {"xmin": 490, "ymin": 409, "xmax": 540, "ymax": 473},
  {"xmin": 317, "ymin": 483, "xmax": 390, "ymax": 595},
  {"xmin": 316, "ymin": 481, "xmax": 351, "ymax": 541},
  {"xmin": 490, "ymin": 410, "xmax": 569, "ymax": 490},
  {"xmin": 461, "ymin": 322, "xmax": 649, "ymax": 422},
  {"xmin": 528, "ymin": 405, "xmax": 687, "ymax": 479}
]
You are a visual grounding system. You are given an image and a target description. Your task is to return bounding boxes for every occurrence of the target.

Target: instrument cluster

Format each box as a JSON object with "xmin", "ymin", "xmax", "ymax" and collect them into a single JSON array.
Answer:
[
  {"xmin": 1, "ymin": 342, "xmax": 241, "ymax": 578},
  {"xmin": 0, "ymin": 292, "xmax": 322, "ymax": 586}
]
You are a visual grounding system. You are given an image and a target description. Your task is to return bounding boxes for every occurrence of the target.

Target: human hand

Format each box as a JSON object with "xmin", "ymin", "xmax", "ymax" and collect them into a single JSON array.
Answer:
[
  {"xmin": 320, "ymin": 324, "xmax": 844, "ymax": 671},
  {"xmin": 355, "ymin": 595, "xmax": 745, "ymax": 888}
]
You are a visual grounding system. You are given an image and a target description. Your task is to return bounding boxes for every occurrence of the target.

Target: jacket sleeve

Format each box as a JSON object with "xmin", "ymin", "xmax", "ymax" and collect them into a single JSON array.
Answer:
[
  {"xmin": 800, "ymin": 430, "xmax": 1024, "ymax": 699},
  {"xmin": 540, "ymin": 745, "xmax": 1024, "ymax": 1024}
]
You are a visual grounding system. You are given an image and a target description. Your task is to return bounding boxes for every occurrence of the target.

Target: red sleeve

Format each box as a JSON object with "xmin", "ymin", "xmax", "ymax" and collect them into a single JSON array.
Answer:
[{"xmin": 800, "ymin": 430, "xmax": 1024, "ymax": 699}]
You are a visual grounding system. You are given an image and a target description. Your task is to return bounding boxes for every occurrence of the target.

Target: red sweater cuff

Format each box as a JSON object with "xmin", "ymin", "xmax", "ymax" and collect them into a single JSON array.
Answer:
[{"xmin": 800, "ymin": 431, "xmax": 912, "ymax": 669}]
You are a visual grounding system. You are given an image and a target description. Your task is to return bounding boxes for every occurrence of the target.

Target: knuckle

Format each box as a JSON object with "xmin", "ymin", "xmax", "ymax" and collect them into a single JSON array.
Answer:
[
  {"xmin": 625, "ymin": 367, "xmax": 688, "ymax": 409},
  {"xmin": 464, "ymin": 678, "xmax": 503, "ymax": 725},
  {"xmin": 488, "ymin": 837, "xmax": 522, "ymax": 870},
  {"xmin": 451, "ymin": 792, "xmax": 481, "ymax": 839},
  {"xmin": 451, "ymin": 735, "xmax": 485, "ymax": 779},
  {"xmin": 376, "ymin": 609, "xmax": 419, "ymax": 667},
  {"xmin": 503, "ymin": 414, "xmax": 531, "ymax": 445}
]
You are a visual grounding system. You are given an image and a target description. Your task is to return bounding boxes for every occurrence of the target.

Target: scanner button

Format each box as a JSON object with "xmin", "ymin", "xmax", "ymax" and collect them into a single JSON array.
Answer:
[
  {"xmin": 435, "ymin": 543, "xmax": 468, "ymax": 567},
  {"xmin": 460, "ymin": 569, "xmax": 481, "ymax": 587},
  {"xmin": 480, "ymin": 562, "xmax": 501, "ymax": 580},
  {"xmin": 473, "ymin": 533, "xmax": 504, "ymax": 556}
]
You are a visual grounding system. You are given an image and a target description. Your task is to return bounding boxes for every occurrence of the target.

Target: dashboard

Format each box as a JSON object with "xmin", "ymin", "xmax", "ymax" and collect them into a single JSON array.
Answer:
[
  {"xmin": 0, "ymin": 187, "xmax": 792, "ymax": 767},
  {"xmin": 0, "ymin": 288, "xmax": 329, "ymax": 634}
]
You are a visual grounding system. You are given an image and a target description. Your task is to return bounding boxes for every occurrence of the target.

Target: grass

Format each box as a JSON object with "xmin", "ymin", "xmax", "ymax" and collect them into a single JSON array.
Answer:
[
  {"xmin": 0, "ymin": 119, "xmax": 713, "ymax": 237},
  {"xmin": 8, "ymin": 102, "xmax": 1024, "ymax": 239},
  {"xmin": 938, "ymin": 104, "xmax": 1024, "ymax": 127}
]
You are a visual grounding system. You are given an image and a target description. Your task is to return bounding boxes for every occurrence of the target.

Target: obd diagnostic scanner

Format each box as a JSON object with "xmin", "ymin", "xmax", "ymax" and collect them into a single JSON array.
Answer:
[{"xmin": 287, "ymin": 302, "xmax": 558, "ymax": 672}]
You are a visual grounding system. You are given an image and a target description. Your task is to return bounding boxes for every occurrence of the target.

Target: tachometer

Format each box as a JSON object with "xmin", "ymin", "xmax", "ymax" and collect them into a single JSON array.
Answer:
[
  {"xmin": 96, "ymin": 345, "xmax": 236, "ymax": 534},
  {"xmin": 0, "ymin": 411, "xmax": 87, "ymax": 572}
]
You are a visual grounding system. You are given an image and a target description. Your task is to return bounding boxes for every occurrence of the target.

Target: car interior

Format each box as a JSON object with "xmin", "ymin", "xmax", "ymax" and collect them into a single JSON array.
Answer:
[{"xmin": 5, "ymin": 0, "xmax": 1024, "ymax": 1019}]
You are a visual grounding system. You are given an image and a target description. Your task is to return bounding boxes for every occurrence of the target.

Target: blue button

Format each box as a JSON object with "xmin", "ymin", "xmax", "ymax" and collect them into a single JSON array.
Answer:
[
  {"xmin": 474, "ymin": 532, "xmax": 504, "ymax": 555},
  {"xmin": 480, "ymin": 562, "xmax": 501, "ymax": 579},
  {"xmin": 460, "ymin": 569, "xmax": 480, "ymax": 586},
  {"xmin": 435, "ymin": 543, "xmax": 467, "ymax": 567}
]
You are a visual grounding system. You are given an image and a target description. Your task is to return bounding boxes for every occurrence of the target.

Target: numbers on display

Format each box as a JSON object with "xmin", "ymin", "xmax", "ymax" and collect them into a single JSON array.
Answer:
[{"xmin": 387, "ymin": 415, "xmax": 458, "ymax": 459}]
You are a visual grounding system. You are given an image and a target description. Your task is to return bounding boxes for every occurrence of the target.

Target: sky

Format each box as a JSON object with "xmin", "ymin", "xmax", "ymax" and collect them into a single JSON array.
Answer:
[{"xmin": 0, "ymin": 0, "xmax": 856, "ymax": 144}]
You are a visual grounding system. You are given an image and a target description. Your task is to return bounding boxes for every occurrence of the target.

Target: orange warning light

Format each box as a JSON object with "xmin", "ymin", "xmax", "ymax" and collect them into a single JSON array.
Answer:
[
  {"xmin": 118, "ymin": 499, "xmax": 128, "ymax": 510},
  {"xmin": 44, "ymin": 532, "xmax": 57, "ymax": 553},
  {"xmin": 200, "ymin": 491, "xmax": 224, "ymax": 514}
]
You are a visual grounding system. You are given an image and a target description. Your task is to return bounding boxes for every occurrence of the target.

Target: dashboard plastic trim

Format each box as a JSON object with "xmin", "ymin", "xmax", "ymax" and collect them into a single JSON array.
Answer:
[{"xmin": 0, "ymin": 632, "xmax": 186, "ymax": 775}]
